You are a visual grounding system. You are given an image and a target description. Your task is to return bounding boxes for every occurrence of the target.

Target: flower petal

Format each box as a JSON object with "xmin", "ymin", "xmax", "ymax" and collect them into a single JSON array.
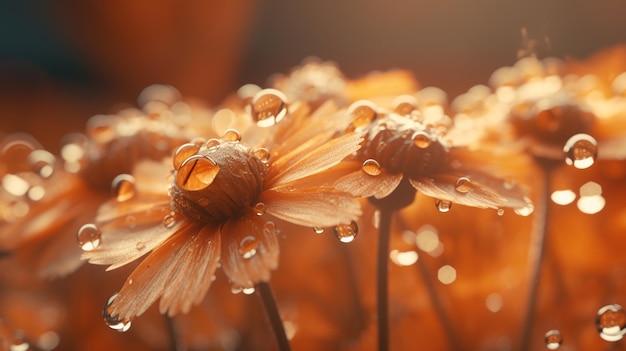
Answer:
[
  {"xmin": 268, "ymin": 132, "xmax": 363, "ymax": 187},
  {"xmin": 220, "ymin": 214, "xmax": 279, "ymax": 287},
  {"xmin": 261, "ymin": 186, "xmax": 362, "ymax": 227},
  {"xmin": 82, "ymin": 202, "xmax": 181, "ymax": 270},
  {"xmin": 109, "ymin": 223, "xmax": 220, "ymax": 320},
  {"xmin": 409, "ymin": 172, "xmax": 529, "ymax": 210},
  {"xmin": 334, "ymin": 165, "xmax": 404, "ymax": 199}
]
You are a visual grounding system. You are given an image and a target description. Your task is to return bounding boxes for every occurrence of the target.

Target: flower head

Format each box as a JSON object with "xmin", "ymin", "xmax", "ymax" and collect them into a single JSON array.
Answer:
[{"xmin": 82, "ymin": 100, "xmax": 363, "ymax": 325}]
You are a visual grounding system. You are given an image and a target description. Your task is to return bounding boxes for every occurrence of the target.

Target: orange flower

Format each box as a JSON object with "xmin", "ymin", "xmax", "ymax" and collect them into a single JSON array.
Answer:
[{"xmin": 81, "ymin": 101, "xmax": 363, "ymax": 327}]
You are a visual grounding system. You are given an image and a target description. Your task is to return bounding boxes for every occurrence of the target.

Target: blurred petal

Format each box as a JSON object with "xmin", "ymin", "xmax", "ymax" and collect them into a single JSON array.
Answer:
[
  {"xmin": 334, "ymin": 165, "xmax": 404, "ymax": 199},
  {"xmin": 109, "ymin": 224, "xmax": 220, "ymax": 320},
  {"xmin": 220, "ymin": 214, "xmax": 279, "ymax": 287},
  {"xmin": 409, "ymin": 172, "xmax": 529, "ymax": 210},
  {"xmin": 83, "ymin": 203, "xmax": 180, "ymax": 270},
  {"xmin": 261, "ymin": 186, "xmax": 361, "ymax": 227}
]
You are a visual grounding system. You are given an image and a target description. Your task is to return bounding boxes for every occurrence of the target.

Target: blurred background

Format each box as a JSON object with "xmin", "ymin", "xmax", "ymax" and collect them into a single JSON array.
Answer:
[{"xmin": 2, "ymin": 0, "xmax": 626, "ymax": 150}]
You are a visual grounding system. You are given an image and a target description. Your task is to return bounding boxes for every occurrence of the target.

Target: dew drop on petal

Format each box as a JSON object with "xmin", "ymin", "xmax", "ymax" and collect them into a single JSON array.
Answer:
[
  {"xmin": 222, "ymin": 129, "xmax": 242, "ymax": 143},
  {"xmin": 313, "ymin": 227, "xmax": 324, "ymax": 234},
  {"xmin": 361, "ymin": 159, "xmax": 382, "ymax": 176},
  {"xmin": 173, "ymin": 143, "xmax": 200, "ymax": 170},
  {"xmin": 254, "ymin": 202, "xmax": 266, "ymax": 216},
  {"xmin": 175, "ymin": 155, "xmax": 220, "ymax": 191},
  {"xmin": 497, "ymin": 208, "xmax": 505, "ymax": 216},
  {"xmin": 455, "ymin": 176, "xmax": 472, "ymax": 193},
  {"xmin": 413, "ymin": 131, "xmax": 432, "ymax": 148},
  {"xmin": 544, "ymin": 329, "xmax": 562, "ymax": 350},
  {"xmin": 334, "ymin": 221, "xmax": 358, "ymax": 243},
  {"xmin": 392, "ymin": 95, "xmax": 418, "ymax": 115},
  {"xmin": 111, "ymin": 174, "xmax": 137, "ymax": 202},
  {"xmin": 162, "ymin": 213, "xmax": 177, "ymax": 228},
  {"xmin": 435, "ymin": 199, "xmax": 452, "ymax": 213},
  {"xmin": 28, "ymin": 149, "xmax": 56, "ymax": 178},
  {"xmin": 263, "ymin": 221, "xmax": 277, "ymax": 236},
  {"xmin": 563, "ymin": 133, "xmax": 598, "ymax": 169},
  {"xmin": 135, "ymin": 241, "xmax": 146, "ymax": 251},
  {"xmin": 205, "ymin": 138, "xmax": 222, "ymax": 151},
  {"xmin": 242, "ymin": 286, "xmax": 256, "ymax": 295},
  {"xmin": 103, "ymin": 293, "xmax": 132, "ymax": 332},
  {"xmin": 596, "ymin": 304, "xmax": 626, "ymax": 342},
  {"xmin": 231, "ymin": 286, "xmax": 243, "ymax": 294},
  {"xmin": 239, "ymin": 236, "xmax": 258, "ymax": 259},
  {"xmin": 514, "ymin": 197, "xmax": 535, "ymax": 216},
  {"xmin": 252, "ymin": 147, "xmax": 271, "ymax": 163},
  {"xmin": 251, "ymin": 89, "xmax": 288, "ymax": 127},
  {"xmin": 348, "ymin": 100, "xmax": 378, "ymax": 128},
  {"xmin": 77, "ymin": 223, "xmax": 102, "ymax": 251}
]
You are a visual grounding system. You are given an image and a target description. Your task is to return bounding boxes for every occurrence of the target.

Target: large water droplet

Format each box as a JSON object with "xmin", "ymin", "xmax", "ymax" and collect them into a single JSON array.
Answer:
[
  {"xmin": 239, "ymin": 236, "xmax": 258, "ymax": 259},
  {"xmin": 596, "ymin": 304, "xmax": 626, "ymax": 342},
  {"xmin": 544, "ymin": 329, "xmax": 562, "ymax": 350},
  {"xmin": 77, "ymin": 223, "xmax": 102, "ymax": 251},
  {"xmin": 514, "ymin": 197, "xmax": 535, "ymax": 216},
  {"xmin": 205, "ymin": 138, "xmax": 221, "ymax": 151},
  {"xmin": 173, "ymin": 143, "xmax": 200, "ymax": 170},
  {"xmin": 28, "ymin": 149, "xmax": 56, "ymax": 178},
  {"xmin": 563, "ymin": 133, "xmax": 598, "ymax": 169},
  {"xmin": 253, "ymin": 202, "xmax": 266, "ymax": 216},
  {"xmin": 454, "ymin": 176, "xmax": 472, "ymax": 193},
  {"xmin": 251, "ymin": 89, "xmax": 288, "ymax": 127},
  {"xmin": 252, "ymin": 148, "xmax": 271, "ymax": 163},
  {"xmin": 175, "ymin": 155, "xmax": 220, "ymax": 191},
  {"xmin": 222, "ymin": 129, "xmax": 242, "ymax": 143},
  {"xmin": 435, "ymin": 199, "xmax": 452, "ymax": 213},
  {"xmin": 103, "ymin": 293, "xmax": 132, "ymax": 332},
  {"xmin": 111, "ymin": 174, "xmax": 136, "ymax": 202},
  {"xmin": 333, "ymin": 221, "xmax": 358, "ymax": 243},
  {"xmin": 348, "ymin": 100, "xmax": 377, "ymax": 129},
  {"xmin": 361, "ymin": 159, "xmax": 382, "ymax": 176},
  {"xmin": 413, "ymin": 131, "xmax": 432, "ymax": 148}
]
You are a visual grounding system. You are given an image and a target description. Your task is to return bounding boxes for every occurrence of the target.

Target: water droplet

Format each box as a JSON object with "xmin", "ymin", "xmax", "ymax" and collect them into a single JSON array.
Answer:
[
  {"xmin": 333, "ymin": 221, "xmax": 358, "ymax": 243},
  {"xmin": 77, "ymin": 223, "xmax": 102, "ymax": 251},
  {"xmin": 361, "ymin": 159, "xmax": 382, "ymax": 176},
  {"xmin": 28, "ymin": 149, "xmax": 56, "ymax": 178},
  {"xmin": 435, "ymin": 199, "xmax": 452, "ymax": 213},
  {"xmin": 252, "ymin": 148, "xmax": 271, "ymax": 163},
  {"xmin": 313, "ymin": 227, "xmax": 324, "ymax": 234},
  {"xmin": 125, "ymin": 215, "xmax": 137, "ymax": 229},
  {"xmin": 103, "ymin": 293, "xmax": 132, "ymax": 332},
  {"xmin": 413, "ymin": 132, "xmax": 432, "ymax": 148},
  {"xmin": 596, "ymin": 304, "xmax": 626, "ymax": 342},
  {"xmin": 392, "ymin": 95, "xmax": 418, "ymax": 115},
  {"xmin": 454, "ymin": 176, "xmax": 472, "ymax": 193},
  {"xmin": 497, "ymin": 208, "xmax": 505, "ymax": 216},
  {"xmin": 111, "ymin": 174, "xmax": 136, "ymax": 202},
  {"xmin": 251, "ymin": 89, "xmax": 288, "ymax": 127},
  {"xmin": 514, "ymin": 197, "xmax": 535, "ymax": 216},
  {"xmin": 563, "ymin": 133, "xmax": 598, "ymax": 169},
  {"xmin": 222, "ymin": 129, "xmax": 242, "ymax": 143},
  {"xmin": 551, "ymin": 189, "xmax": 576, "ymax": 205},
  {"xmin": 503, "ymin": 176, "xmax": 516, "ymax": 190},
  {"xmin": 348, "ymin": 100, "xmax": 377, "ymax": 128},
  {"xmin": 162, "ymin": 213, "xmax": 177, "ymax": 228},
  {"xmin": 239, "ymin": 236, "xmax": 258, "ymax": 259},
  {"xmin": 172, "ymin": 143, "xmax": 200, "ymax": 170},
  {"xmin": 9, "ymin": 336, "xmax": 29, "ymax": 351},
  {"xmin": 254, "ymin": 202, "xmax": 266, "ymax": 216},
  {"xmin": 231, "ymin": 285, "xmax": 243, "ymax": 294},
  {"xmin": 544, "ymin": 329, "xmax": 562, "ymax": 350},
  {"xmin": 135, "ymin": 242, "xmax": 146, "ymax": 251},
  {"xmin": 242, "ymin": 287, "xmax": 256, "ymax": 295},
  {"xmin": 175, "ymin": 155, "xmax": 220, "ymax": 191},
  {"xmin": 205, "ymin": 138, "xmax": 221, "ymax": 151},
  {"xmin": 263, "ymin": 221, "xmax": 277, "ymax": 236}
]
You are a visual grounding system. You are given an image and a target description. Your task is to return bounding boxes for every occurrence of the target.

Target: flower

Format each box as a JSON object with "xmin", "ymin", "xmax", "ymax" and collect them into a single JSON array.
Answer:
[{"xmin": 82, "ymin": 100, "xmax": 363, "ymax": 325}]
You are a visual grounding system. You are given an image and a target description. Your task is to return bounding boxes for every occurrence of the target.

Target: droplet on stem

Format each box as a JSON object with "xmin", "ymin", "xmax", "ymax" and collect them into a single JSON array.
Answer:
[
  {"xmin": 361, "ymin": 159, "xmax": 382, "ymax": 176},
  {"xmin": 77, "ymin": 223, "xmax": 102, "ymax": 251},
  {"xmin": 111, "ymin": 174, "xmax": 137, "ymax": 202},
  {"xmin": 563, "ymin": 133, "xmax": 598, "ymax": 169},
  {"xmin": 175, "ymin": 155, "xmax": 220, "ymax": 191},
  {"xmin": 103, "ymin": 293, "xmax": 132, "ymax": 332},
  {"xmin": 251, "ymin": 88, "xmax": 288, "ymax": 127},
  {"xmin": 333, "ymin": 221, "xmax": 358, "ymax": 243}
]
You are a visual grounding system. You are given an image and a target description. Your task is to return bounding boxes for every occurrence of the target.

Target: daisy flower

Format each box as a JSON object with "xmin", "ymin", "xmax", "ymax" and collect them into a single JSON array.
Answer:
[{"xmin": 81, "ymin": 100, "xmax": 363, "ymax": 330}]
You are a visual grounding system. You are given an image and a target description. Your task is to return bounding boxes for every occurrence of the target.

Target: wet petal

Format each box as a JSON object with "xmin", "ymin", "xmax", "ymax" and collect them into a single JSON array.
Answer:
[
  {"xmin": 82, "ymin": 203, "xmax": 181, "ymax": 270},
  {"xmin": 220, "ymin": 214, "xmax": 279, "ymax": 287},
  {"xmin": 261, "ymin": 186, "xmax": 362, "ymax": 227},
  {"xmin": 409, "ymin": 172, "xmax": 529, "ymax": 210},
  {"xmin": 334, "ymin": 166, "xmax": 404, "ymax": 199},
  {"xmin": 109, "ymin": 224, "xmax": 220, "ymax": 320},
  {"xmin": 268, "ymin": 132, "xmax": 363, "ymax": 187}
]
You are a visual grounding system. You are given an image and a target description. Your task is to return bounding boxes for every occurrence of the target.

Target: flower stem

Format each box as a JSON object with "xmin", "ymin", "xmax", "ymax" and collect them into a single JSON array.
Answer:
[
  {"xmin": 256, "ymin": 281, "xmax": 291, "ymax": 351},
  {"xmin": 377, "ymin": 207, "xmax": 392, "ymax": 351},
  {"xmin": 520, "ymin": 163, "xmax": 552, "ymax": 351},
  {"xmin": 165, "ymin": 314, "xmax": 182, "ymax": 351}
]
